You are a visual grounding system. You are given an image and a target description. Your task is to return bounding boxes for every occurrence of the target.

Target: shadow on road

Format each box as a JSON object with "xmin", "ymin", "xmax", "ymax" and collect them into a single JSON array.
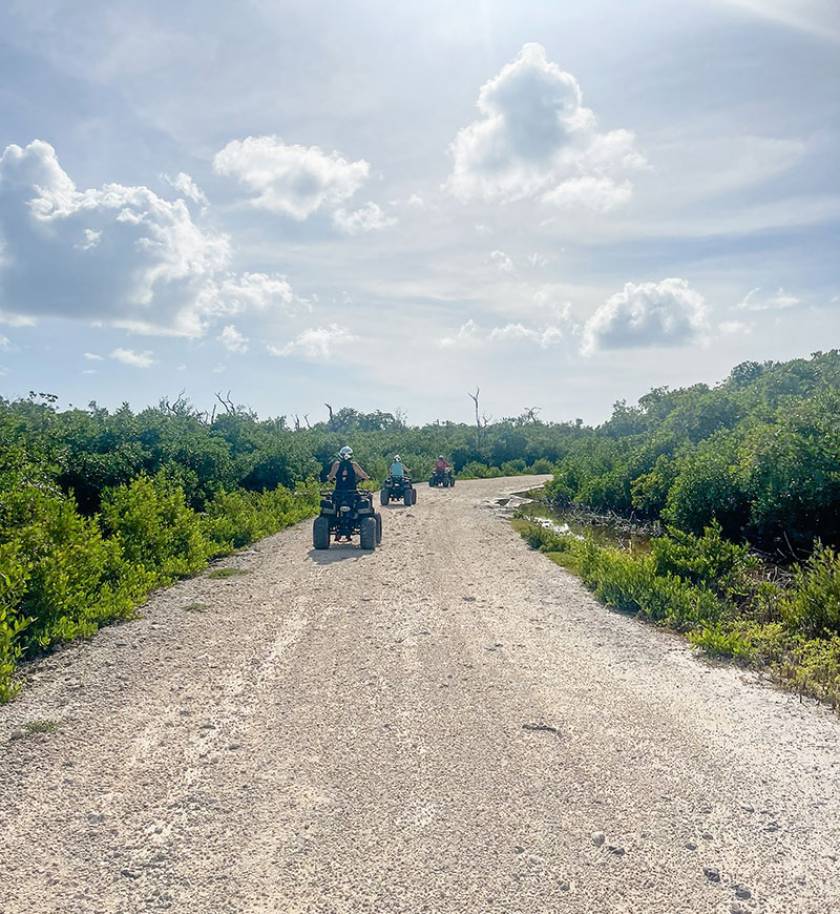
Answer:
[{"xmin": 307, "ymin": 546, "xmax": 376, "ymax": 565}]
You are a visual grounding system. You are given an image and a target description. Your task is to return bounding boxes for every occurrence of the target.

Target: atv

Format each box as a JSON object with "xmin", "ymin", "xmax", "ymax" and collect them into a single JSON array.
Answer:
[
  {"xmin": 380, "ymin": 474, "xmax": 417, "ymax": 506},
  {"xmin": 313, "ymin": 489, "xmax": 383, "ymax": 550},
  {"xmin": 429, "ymin": 468, "xmax": 455, "ymax": 488}
]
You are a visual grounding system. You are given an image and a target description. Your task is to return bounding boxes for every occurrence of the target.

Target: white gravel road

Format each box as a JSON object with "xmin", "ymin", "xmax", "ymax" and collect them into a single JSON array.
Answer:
[{"xmin": 1, "ymin": 476, "xmax": 839, "ymax": 914}]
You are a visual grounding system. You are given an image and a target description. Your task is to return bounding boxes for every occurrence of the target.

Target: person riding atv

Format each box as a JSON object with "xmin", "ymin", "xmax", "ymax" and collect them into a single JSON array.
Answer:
[
  {"xmin": 381, "ymin": 454, "xmax": 417, "ymax": 506},
  {"xmin": 316, "ymin": 446, "xmax": 381, "ymax": 549},
  {"xmin": 389, "ymin": 455, "xmax": 409, "ymax": 478},
  {"xmin": 429, "ymin": 455, "xmax": 455, "ymax": 488},
  {"xmin": 328, "ymin": 445, "xmax": 370, "ymax": 493}
]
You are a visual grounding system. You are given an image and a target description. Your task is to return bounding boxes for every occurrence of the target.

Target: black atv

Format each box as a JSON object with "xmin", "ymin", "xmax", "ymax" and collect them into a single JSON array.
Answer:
[
  {"xmin": 429, "ymin": 468, "xmax": 455, "ymax": 488},
  {"xmin": 313, "ymin": 489, "xmax": 383, "ymax": 550},
  {"xmin": 380, "ymin": 474, "xmax": 417, "ymax": 506}
]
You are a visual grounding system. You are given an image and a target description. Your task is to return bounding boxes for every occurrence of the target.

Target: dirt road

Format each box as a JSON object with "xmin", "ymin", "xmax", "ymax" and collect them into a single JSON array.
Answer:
[{"xmin": 1, "ymin": 477, "xmax": 839, "ymax": 914}]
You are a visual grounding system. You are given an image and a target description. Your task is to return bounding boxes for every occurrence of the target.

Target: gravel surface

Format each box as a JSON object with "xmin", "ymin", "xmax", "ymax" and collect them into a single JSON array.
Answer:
[{"xmin": 1, "ymin": 476, "xmax": 839, "ymax": 914}]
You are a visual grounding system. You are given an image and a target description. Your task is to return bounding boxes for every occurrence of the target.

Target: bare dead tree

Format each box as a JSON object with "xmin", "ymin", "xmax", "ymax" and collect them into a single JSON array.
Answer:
[
  {"xmin": 303, "ymin": 414, "xmax": 311, "ymax": 429},
  {"xmin": 468, "ymin": 387, "xmax": 482, "ymax": 449},
  {"xmin": 324, "ymin": 402, "xmax": 335, "ymax": 428},
  {"xmin": 215, "ymin": 390, "xmax": 236, "ymax": 415},
  {"xmin": 522, "ymin": 406, "xmax": 541, "ymax": 423},
  {"xmin": 293, "ymin": 414, "xmax": 301, "ymax": 432}
]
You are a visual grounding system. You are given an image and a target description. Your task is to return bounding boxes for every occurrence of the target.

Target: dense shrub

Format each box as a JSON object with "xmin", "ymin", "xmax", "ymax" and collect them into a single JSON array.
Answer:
[
  {"xmin": 0, "ymin": 471, "xmax": 318, "ymax": 700},
  {"xmin": 518, "ymin": 520, "xmax": 840, "ymax": 708},
  {"xmin": 782, "ymin": 545, "xmax": 840, "ymax": 638}
]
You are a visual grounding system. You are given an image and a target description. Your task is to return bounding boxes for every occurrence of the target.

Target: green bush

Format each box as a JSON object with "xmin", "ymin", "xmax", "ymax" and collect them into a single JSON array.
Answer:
[
  {"xmin": 782, "ymin": 544, "xmax": 840, "ymax": 638},
  {"xmin": 101, "ymin": 475, "xmax": 214, "ymax": 582},
  {"xmin": 0, "ymin": 545, "xmax": 30, "ymax": 701},
  {"xmin": 650, "ymin": 522, "xmax": 757, "ymax": 600},
  {"xmin": 530, "ymin": 458, "xmax": 554, "ymax": 475}
]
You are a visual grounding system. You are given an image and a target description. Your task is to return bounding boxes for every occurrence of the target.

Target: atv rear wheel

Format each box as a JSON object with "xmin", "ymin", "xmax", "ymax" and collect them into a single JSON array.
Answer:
[
  {"xmin": 360, "ymin": 516, "xmax": 377, "ymax": 550},
  {"xmin": 313, "ymin": 516, "xmax": 330, "ymax": 550},
  {"xmin": 380, "ymin": 489, "xmax": 389, "ymax": 506}
]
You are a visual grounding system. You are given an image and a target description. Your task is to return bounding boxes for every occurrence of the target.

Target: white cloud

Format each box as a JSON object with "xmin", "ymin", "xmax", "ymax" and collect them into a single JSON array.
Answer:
[
  {"xmin": 0, "ymin": 335, "xmax": 10, "ymax": 350},
  {"xmin": 110, "ymin": 347, "xmax": 155, "ymax": 368},
  {"xmin": 0, "ymin": 141, "xmax": 305, "ymax": 338},
  {"xmin": 267, "ymin": 323, "xmax": 357, "ymax": 360},
  {"xmin": 83, "ymin": 351, "xmax": 103, "ymax": 361},
  {"xmin": 199, "ymin": 271, "xmax": 303, "ymax": 318},
  {"xmin": 74, "ymin": 228, "xmax": 102, "ymax": 251},
  {"xmin": 440, "ymin": 318, "xmax": 565, "ymax": 350},
  {"xmin": 406, "ymin": 193, "xmax": 425, "ymax": 208},
  {"xmin": 163, "ymin": 171, "xmax": 208, "ymax": 206},
  {"xmin": 218, "ymin": 323, "xmax": 248, "ymax": 353},
  {"xmin": 447, "ymin": 43, "xmax": 645, "ymax": 210},
  {"xmin": 213, "ymin": 135, "xmax": 369, "ymax": 219},
  {"xmin": 0, "ymin": 310, "xmax": 36, "ymax": 327},
  {"xmin": 582, "ymin": 278, "xmax": 707, "ymax": 354},
  {"xmin": 738, "ymin": 286, "xmax": 800, "ymax": 311},
  {"xmin": 490, "ymin": 250, "xmax": 514, "ymax": 273},
  {"xmin": 0, "ymin": 140, "xmax": 232, "ymax": 336},
  {"xmin": 332, "ymin": 201, "xmax": 396, "ymax": 235}
]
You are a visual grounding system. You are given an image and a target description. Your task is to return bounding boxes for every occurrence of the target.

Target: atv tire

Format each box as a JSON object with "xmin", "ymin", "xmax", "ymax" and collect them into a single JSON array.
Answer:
[
  {"xmin": 403, "ymin": 488, "xmax": 412, "ymax": 506},
  {"xmin": 380, "ymin": 489, "xmax": 389, "ymax": 506},
  {"xmin": 412, "ymin": 488, "xmax": 418, "ymax": 505},
  {"xmin": 450, "ymin": 477, "xmax": 455, "ymax": 487},
  {"xmin": 375, "ymin": 512, "xmax": 383, "ymax": 544},
  {"xmin": 313, "ymin": 516, "xmax": 330, "ymax": 550},
  {"xmin": 429, "ymin": 478, "xmax": 435, "ymax": 487},
  {"xmin": 360, "ymin": 516, "xmax": 377, "ymax": 550}
]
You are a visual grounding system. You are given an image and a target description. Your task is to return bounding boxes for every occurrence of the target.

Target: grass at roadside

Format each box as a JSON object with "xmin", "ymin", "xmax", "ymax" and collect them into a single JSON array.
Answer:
[
  {"xmin": 0, "ymin": 477, "xmax": 319, "ymax": 702},
  {"xmin": 515, "ymin": 518, "xmax": 840, "ymax": 710}
]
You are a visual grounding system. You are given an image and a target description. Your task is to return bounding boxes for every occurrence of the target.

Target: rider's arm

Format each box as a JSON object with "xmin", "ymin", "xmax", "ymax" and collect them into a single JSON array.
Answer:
[
  {"xmin": 354, "ymin": 461, "xmax": 370, "ymax": 480},
  {"xmin": 327, "ymin": 460, "xmax": 339, "ymax": 481}
]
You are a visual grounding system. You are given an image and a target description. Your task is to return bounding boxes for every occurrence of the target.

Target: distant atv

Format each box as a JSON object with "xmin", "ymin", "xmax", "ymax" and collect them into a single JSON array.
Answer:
[
  {"xmin": 313, "ymin": 489, "xmax": 382, "ymax": 550},
  {"xmin": 429, "ymin": 468, "xmax": 455, "ymax": 488},
  {"xmin": 380, "ymin": 474, "xmax": 417, "ymax": 506}
]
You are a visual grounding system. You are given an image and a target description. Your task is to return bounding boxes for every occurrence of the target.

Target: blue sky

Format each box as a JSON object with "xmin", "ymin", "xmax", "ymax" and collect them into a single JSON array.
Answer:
[{"xmin": 0, "ymin": 0, "xmax": 838, "ymax": 424}]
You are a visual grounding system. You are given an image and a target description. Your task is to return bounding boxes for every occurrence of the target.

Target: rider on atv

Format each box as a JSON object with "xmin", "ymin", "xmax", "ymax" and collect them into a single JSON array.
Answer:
[
  {"xmin": 389, "ymin": 455, "xmax": 409, "ymax": 478},
  {"xmin": 435, "ymin": 455, "xmax": 450, "ymax": 473},
  {"xmin": 328, "ymin": 446, "xmax": 370, "ymax": 495}
]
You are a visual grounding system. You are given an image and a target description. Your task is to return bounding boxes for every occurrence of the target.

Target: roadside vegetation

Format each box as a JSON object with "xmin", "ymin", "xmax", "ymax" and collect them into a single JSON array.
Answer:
[
  {"xmin": 510, "ymin": 349, "xmax": 840, "ymax": 708},
  {"xmin": 2, "ymin": 349, "xmax": 839, "ymax": 704},
  {"xmin": 0, "ymin": 392, "xmax": 569, "ymax": 699}
]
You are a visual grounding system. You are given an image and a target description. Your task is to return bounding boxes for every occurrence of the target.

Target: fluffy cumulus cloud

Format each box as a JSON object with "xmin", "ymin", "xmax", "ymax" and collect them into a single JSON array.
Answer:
[
  {"xmin": 162, "ymin": 172, "xmax": 208, "ymax": 206},
  {"xmin": 582, "ymin": 278, "xmax": 707, "ymax": 354},
  {"xmin": 332, "ymin": 201, "xmax": 396, "ymax": 235},
  {"xmin": 447, "ymin": 43, "xmax": 644, "ymax": 211},
  {"xmin": 218, "ymin": 323, "xmax": 248, "ymax": 353},
  {"xmin": 738, "ymin": 287, "xmax": 800, "ymax": 311},
  {"xmin": 110, "ymin": 347, "xmax": 154, "ymax": 368},
  {"xmin": 213, "ymin": 135, "xmax": 370, "ymax": 220},
  {"xmin": 440, "ymin": 318, "xmax": 565, "ymax": 350},
  {"xmin": 0, "ymin": 141, "xmax": 299, "ymax": 336},
  {"xmin": 267, "ymin": 323, "xmax": 357, "ymax": 360}
]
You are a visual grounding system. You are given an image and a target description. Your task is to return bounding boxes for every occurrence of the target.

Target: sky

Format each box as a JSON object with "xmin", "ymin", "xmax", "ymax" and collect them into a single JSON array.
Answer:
[{"xmin": 0, "ymin": 0, "xmax": 838, "ymax": 425}]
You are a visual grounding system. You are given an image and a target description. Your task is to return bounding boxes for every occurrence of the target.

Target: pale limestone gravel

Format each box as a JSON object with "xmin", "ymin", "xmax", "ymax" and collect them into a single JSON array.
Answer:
[{"xmin": 1, "ymin": 476, "xmax": 839, "ymax": 914}]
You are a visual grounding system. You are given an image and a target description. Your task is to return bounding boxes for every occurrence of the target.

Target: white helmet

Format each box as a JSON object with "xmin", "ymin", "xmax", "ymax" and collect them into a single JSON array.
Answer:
[
  {"xmin": 438, "ymin": 455, "xmax": 445, "ymax": 459},
  {"xmin": 339, "ymin": 446, "xmax": 353, "ymax": 459},
  {"xmin": 394, "ymin": 454, "xmax": 401, "ymax": 461}
]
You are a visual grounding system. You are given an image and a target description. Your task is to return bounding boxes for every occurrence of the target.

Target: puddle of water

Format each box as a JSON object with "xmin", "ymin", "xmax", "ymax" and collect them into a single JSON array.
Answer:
[{"xmin": 520, "ymin": 503, "xmax": 653, "ymax": 553}]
